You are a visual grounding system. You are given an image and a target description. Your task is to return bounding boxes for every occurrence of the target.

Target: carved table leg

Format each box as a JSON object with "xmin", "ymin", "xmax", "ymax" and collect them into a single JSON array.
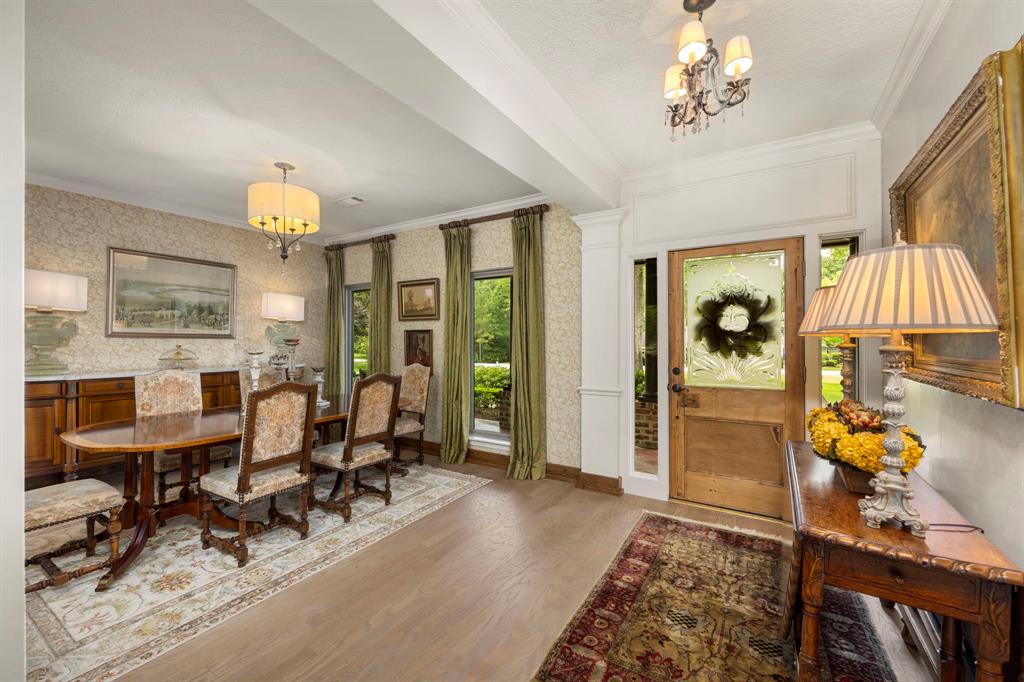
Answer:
[
  {"xmin": 119, "ymin": 453, "xmax": 139, "ymax": 528},
  {"xmin": 798, "ymin": 539, "xmax": 824, "ymax": 681},
  {"xmin": 940, "ymin": 617, "xmax": 964, "ymax": 682},
  {"xmin": 98, "ymin": 452, "xmax": 154, "ymax": 591},
  {"xmin": 977, "ymin": 582, "xmax": 1013, "ymax": 682}
]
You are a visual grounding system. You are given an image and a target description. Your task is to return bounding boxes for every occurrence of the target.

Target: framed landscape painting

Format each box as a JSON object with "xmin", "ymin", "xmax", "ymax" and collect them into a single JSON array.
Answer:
[
  {"xmin": 890, "ymin": 40, "xmax": 1023, "ymax": 408},
  {"xmin": 107, "ymin": 248, "xmax": 236, "ymax": 338},
  {"xmin": 397, "ymin": 278, "xmax": 440, "ymax": 321}
]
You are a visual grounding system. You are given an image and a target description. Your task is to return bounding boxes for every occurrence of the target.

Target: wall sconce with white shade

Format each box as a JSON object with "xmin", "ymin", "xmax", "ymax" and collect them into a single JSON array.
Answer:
[
  {"xmin": 799, "ymin": 285, "xmax": 886, "ymax": 402},
  {"xmin": 262, "ymin": 292, "xmax": 304, "ymax": 355},
  {"xmin": 819, "ymin": 236, "xmax": 998, "ymax": 536},
  {"xmin": 25, "ymin": 269, "xmax": 88, "ymax": 375}
]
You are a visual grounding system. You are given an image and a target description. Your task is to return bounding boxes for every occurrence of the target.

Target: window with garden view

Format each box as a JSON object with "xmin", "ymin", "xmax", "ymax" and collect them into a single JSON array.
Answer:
[
  {"xmin": 472, "ymin": 272, "xmax": 512, "ymax": 439},
  {"xmin": 820, "ymin": 238, "xmax": 857, "ymax": 403},
  {"xmin": 347, "ymin": 285, "xmax": 370, "ymax": 391}
]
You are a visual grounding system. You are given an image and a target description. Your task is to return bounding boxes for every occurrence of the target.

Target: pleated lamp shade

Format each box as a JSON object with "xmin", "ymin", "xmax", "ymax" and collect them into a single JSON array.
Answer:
[
  {"xmin": 820, "ymin": 242, "xmax": 998, "ymax": 334},
  {"xmin": 800, "ymin": 286, "xmax": 888, "ymax": 337}
]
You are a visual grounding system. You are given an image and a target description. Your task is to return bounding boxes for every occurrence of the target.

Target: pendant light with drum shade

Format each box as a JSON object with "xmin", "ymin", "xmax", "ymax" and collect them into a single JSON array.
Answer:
[
  {"xmin": 247, "ymin": 162, "xmax": 320, "ymax": 266},
  {"xmin": 818, "ymin": 233, "xmax": 998, "ymax": 536}
]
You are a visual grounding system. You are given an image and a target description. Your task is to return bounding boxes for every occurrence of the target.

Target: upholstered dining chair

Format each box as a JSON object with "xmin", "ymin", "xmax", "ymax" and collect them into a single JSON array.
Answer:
[
  {"xmin": 135, "ymin": 369, "xmax": 232, "ymax": 505},
  {"xmin": 393, "ymin": 363, "xmax": 430, "ymax": 471},
  {"xmin": 199, "ymin": 381, "xmax": 317, "ymax": 567},
  {"xmin": 308, "ymin": 373, "xmax": 400, "ymax": 523}
]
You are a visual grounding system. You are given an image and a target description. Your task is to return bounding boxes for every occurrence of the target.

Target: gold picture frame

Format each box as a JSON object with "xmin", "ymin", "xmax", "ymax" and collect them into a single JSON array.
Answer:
[
  {"xmin": 889, "ymin": 37, "xmax": 1023, "ymax": 408},
  {"xmin": 397, "ymin": 278, "xmax": 440, "ymax": 321}
]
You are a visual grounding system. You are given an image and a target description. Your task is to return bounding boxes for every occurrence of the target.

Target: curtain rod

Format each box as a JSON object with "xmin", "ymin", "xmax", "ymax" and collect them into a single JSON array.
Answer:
[
  {"xmin": 325, "ymin": 234, "xmax": 396, "ymax": 250},
  {"xmin": 439, "ymin": 203, "xmax": 549, "ymax": 230}
]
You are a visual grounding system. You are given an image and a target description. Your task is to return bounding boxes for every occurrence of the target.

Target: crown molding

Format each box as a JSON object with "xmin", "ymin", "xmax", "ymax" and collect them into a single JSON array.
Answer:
[
  {"xmin": 871, "ymin": 0, "xmax": 952, "ymax": 131},
  {"xmin": 26, "ymin": 172, "xmax": 333, "ymax": 245},
  {"xmin": 324, "ymin": 192, "xmax": 549, "ymax": 245},
  {"xmin": 572, "ymin": 208, "xmax": 629, "ymax": 230},
  {"xmin": 622, "ymin": 121, "xmax": 880, "ymax": 186}
]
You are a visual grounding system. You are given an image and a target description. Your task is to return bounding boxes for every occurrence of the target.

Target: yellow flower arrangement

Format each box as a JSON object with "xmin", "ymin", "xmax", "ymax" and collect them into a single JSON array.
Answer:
[{"xmin": 806, "ymin": 401, "xmax": 926, "ymax": 474}]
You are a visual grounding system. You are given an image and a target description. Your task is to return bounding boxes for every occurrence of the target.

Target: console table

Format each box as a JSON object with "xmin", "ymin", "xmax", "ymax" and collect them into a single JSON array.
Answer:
[{"xmin": 786, "ymin": 441, "xmax": 1022, "ymax": 681}]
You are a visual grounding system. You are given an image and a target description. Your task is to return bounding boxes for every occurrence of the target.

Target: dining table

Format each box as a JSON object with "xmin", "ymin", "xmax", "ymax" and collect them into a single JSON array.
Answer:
[{"xmin": 59, "ymin": 393, "xmax": 350, "ymax": 590}]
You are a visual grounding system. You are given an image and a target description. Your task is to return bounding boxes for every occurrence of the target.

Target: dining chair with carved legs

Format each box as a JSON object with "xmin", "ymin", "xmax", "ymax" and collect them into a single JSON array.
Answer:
[
  {"xmin": 309, "ymin": 373, "xmax": 400, "ymax": 522},
  {"xmin": 135, "ymin": 369, "xmax": 232, "ymax": 507},
  {"xmin": 199, "ymin": 381, "xmax": 316, "ymax": 567},
  {"xmin": 392, "ymin": 363, "xmax": 430, "ymax": 475}
]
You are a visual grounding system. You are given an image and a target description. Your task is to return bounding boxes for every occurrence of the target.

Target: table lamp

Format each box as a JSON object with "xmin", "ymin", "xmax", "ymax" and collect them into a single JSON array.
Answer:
[
  {"xmin": 819, "ymin": 234, "xmax": 998, "ymax": 536},
  {"xmin": 25, "ymin": 269, "xmax": 88, "ymax": 375},
  {"xmin": 262, "ymin": 292, "xmax": 304, "ymax": 355}
]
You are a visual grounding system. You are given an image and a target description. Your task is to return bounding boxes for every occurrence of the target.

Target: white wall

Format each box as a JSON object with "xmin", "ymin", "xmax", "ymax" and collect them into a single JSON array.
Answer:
[
  {"xmin": 1, "ymin": 0, "xmax": 27, "ymax": 677},
  {"xmin": 881, "ymin": 3, "xmax": 1024, "ymax": 565},
  {"xmin": 602, "ymin": 123, "xmax": 885, "ymax": 499}
]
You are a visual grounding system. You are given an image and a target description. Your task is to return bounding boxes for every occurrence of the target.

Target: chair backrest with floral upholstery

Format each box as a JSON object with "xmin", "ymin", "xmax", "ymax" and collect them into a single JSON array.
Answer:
[
  {"xmin": 342, "ymin": 373, "xmax": 401, "ymax": 463},
  {"xmin": 238, "ymin": 381, "xmax": 317, "ymax": 494},
  {"xmin": 135, "ymin": 369, "xmax": 203, "ymax": 417},
  {"xmin": 398, "ymin": 363, "xmax": 430, "ymax": 415}
]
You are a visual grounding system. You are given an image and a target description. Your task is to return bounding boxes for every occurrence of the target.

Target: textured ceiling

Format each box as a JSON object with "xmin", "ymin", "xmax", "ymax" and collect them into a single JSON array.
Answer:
[
  {"xmin": 481, "ymin": 0, "xmax": 923, "ymax": 174},
  {"xmin": 25, "ymin": 0, "xmax": 537, "ymax": 239}
]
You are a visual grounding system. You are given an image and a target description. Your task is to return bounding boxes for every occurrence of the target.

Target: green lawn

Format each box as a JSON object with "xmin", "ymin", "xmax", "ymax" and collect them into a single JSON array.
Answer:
[
  {"xmin": 821, "ymin": 364, "xmax": 842, "ymax": 404},
  {"xmin": 353, "ymin": 355, "xmax": 367, "ymax": 376}
]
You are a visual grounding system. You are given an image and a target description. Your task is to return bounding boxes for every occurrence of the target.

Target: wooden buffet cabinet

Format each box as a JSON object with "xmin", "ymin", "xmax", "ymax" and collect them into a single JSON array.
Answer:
[{"xmin": 24, "ymin": 369, "xmax": 241, "ymax": 481}]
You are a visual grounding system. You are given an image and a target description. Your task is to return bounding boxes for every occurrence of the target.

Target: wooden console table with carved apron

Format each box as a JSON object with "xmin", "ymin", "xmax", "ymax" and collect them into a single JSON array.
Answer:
[{"xmin": 786, "ymin": 441, "xmax": 1022, "ymax": 681}]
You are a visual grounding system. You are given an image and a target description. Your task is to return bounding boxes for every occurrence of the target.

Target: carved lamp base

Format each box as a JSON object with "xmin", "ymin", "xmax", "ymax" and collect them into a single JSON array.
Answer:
[{"xmin": 859, "ymin": 334, "xmax": 928, "ymax": 538}]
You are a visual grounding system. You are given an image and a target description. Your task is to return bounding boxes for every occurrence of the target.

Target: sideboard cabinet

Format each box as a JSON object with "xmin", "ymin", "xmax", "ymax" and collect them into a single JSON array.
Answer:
[{"xmin": 25, "ymin": 369, "xmax": 241, "ymax": 480}]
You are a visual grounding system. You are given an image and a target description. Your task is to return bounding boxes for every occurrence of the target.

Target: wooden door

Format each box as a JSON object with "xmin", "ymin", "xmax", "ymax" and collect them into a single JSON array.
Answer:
[{"xmin": 668, "ymin": 238, "xmax": 804, "ymax": 518}]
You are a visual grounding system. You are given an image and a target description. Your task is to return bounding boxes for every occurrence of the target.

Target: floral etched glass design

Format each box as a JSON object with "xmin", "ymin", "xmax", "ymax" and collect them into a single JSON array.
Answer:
[{"xmin": 683, "ymin": 250, "xmax": 785, "ymax": 389}]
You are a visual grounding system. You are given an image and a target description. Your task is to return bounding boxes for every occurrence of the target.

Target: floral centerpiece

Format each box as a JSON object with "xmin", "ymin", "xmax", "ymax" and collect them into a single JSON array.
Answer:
[{"xmin": 806, "ymin": 399, "xmax": 925, "ymax": 493}]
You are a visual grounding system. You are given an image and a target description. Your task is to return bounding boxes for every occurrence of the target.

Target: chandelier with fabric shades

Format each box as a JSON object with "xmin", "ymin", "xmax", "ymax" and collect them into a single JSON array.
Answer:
[
  {"xmin": 662, "ymin": 0, "xmax": 753, "ymax": 140},
  {"xmin": 247, "ymin": 162, "xmax": 320, "ymax": 265}
]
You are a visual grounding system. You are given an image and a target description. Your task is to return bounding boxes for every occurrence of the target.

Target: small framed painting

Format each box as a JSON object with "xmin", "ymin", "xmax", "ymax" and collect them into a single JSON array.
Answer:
[
  {"xmin": 397, "ymin": 278, "xmax": 440, "ymax": 321},
  {"xmin": 107, "ymin": 248, "xmax": 236, "ymax": 338},
  {"xmin": 404, "ymin": 329, "xmax": 433, "ymax": 373}
]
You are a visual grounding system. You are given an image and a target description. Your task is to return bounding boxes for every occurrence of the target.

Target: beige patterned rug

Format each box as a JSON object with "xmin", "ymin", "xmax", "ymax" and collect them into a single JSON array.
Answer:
[{"xmin": 26, "ymin": 465, "xmax": 488, "ymax": 681}]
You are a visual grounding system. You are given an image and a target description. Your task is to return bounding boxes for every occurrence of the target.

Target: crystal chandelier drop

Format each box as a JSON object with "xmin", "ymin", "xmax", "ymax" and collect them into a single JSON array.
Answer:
[
  {"xmin": 663, "ymin": 0, "xmax": 753, "ymax": 140},
  {"xmin": 247, "ymin": 162, "xmax": 321, "ymax": 265}
]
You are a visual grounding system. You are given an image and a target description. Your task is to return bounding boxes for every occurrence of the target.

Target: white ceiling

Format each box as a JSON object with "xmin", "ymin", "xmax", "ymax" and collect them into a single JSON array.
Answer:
[
  {"xmin": 25, "ymin": 0, "xmax": 537, "ymax": 240},
  {"xmin": 480, "ymin": 0, "xmax": 924, "ymax": 174}
]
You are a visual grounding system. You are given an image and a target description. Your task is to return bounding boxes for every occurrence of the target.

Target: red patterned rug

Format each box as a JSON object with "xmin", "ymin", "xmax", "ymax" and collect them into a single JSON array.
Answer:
[{"xmin": 535, "ymin": 512, "xmax": 896, "ymax": 681}]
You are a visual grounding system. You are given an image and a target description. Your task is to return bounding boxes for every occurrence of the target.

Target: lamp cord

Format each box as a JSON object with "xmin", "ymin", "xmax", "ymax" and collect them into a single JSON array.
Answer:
[{"xmin": 928, "ymin": 523, "xmax": 984, "ymax": 534}]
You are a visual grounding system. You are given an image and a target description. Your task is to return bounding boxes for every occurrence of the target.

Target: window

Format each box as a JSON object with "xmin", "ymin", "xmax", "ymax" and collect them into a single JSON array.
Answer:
[
  {"xmin": 633, "ymin": 258, "xmax": 658, "ymax": 475},
  {"xmin": 819, "ymin": 237, "xmax": 858, "ymax": 403},
  {"xmin": 471, "ymin": 270, "xmax": 512, "ymax": 440},
  {"xmin": 345, "ymin": 284, "xmax": 371, "ymax": 392}
]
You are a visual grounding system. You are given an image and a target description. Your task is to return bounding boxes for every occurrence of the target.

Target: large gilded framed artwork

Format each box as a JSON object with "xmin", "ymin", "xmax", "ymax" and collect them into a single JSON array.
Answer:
[{"xmin": 890, "ymin": 37, "xmax": 1024, "ymax": 408}]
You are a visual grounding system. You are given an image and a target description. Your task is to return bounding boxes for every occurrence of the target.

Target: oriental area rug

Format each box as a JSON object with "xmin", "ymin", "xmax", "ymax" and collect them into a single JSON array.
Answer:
[
  {"xmin": 535, "ymin": 511, "xmax": 897, "ymax": 681},
  {"xmin": 25, "ymin": 465, "xmax": 488, "ymax": 681}
]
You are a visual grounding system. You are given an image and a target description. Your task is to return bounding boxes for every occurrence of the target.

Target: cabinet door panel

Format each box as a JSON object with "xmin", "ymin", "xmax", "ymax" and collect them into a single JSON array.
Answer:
[
  {"xmin": 25, "ymin": 399, "xmax": 64, "ymax": 475},
  {"xmin": 76, "ymin": 394, "xmax": 136, "ymax": 468}
]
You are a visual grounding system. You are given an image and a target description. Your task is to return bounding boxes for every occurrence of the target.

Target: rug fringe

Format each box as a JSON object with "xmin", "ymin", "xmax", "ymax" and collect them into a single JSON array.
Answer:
[{"xmin": 641, "ymin": 509, "xmax": 786, "ymax": 543}]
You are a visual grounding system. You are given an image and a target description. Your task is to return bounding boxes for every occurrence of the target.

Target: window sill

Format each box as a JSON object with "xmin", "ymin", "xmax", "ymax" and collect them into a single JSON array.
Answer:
[{"xmin": 469, "ymin": 434, "xmax": 510, "ymax": 454}]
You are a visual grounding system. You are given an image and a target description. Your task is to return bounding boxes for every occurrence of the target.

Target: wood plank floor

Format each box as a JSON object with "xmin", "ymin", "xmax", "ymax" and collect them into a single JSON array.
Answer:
[{"xmin": 125, "ymin": 456, "xmax": 929, "ymax": 681}]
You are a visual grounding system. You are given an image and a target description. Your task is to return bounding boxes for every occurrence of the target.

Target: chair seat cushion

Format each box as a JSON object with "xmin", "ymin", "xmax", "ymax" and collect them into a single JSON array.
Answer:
[
  {"xmin": 312, "ymin": 441, "xmax": 392, "ymax": 471},
  {"xmin": 25, "ymin": 479, "xmax": 123, "ymax": 531},
  {"xmin": 394, "ymin": 416, "xmax": 424, "ymax": 436},
  {"xmin": 154, "ymin": 445, "xmax": 233, "ymax": 473},
  {"xmin": 200, "ymin": 464, "xmax": 308, "ymax": 503}
]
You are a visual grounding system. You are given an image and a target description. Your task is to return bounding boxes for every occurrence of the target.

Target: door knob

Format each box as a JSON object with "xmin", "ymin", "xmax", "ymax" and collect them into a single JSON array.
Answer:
[{"xmin": 670, "ymin": 384, "xmax": 682, "ymax": 393}]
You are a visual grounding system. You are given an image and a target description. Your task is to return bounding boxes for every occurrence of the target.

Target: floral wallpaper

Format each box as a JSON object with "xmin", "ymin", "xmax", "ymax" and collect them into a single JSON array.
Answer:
[
  {"xmin": 344, "ymin": 205, "xmax": 582, "ymax": 468},
  {"xmin": 25, "ymin": 185, "xmax": 327, "ymax": 374}
]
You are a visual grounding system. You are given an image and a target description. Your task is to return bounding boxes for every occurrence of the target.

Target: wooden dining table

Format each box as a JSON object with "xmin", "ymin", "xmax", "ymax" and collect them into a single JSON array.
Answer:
[{"xmin": 60, "ymin": 393, "xmax": 350, "ymax": 590}]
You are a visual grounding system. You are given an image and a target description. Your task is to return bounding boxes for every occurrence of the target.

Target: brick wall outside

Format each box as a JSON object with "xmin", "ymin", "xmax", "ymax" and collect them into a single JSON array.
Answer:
[{"xmin": 634, "ymin": 401, "xmax": 658, "ymax": 449}]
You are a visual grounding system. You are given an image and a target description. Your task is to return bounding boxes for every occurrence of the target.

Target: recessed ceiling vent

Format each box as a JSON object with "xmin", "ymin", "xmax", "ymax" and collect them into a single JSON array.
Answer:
[{"xmin": 334, "ymin": 195, "xmax": 368, "ymax": 207}]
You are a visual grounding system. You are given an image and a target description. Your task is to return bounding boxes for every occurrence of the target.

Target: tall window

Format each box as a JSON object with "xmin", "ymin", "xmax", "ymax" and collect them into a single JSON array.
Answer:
[
  {"xmin": 345, "ymin": 284, "xmax": 371, "ymax": 392},
  {"xmin": 819, "ymin": 238, "xmax": 858, "ymax": 403},
  {"xmin": 633, "ymin": 258, "xmax": 658, "ymax": 475},
  {"xmin": 471, "ymin": 270, "xmax": 512, "ymax": 440}
]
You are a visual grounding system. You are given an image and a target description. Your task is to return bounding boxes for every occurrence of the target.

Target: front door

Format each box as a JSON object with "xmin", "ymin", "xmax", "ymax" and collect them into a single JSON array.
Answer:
[{"xmin": 667, "ymin": 238, "xmax": 804, "ymax": 518}]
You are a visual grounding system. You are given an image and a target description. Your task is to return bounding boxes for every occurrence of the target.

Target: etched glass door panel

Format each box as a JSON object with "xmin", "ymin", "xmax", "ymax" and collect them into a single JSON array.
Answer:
[{"xmin": 682, "ymin": 250, "xmax": 785, "ymax": 389}]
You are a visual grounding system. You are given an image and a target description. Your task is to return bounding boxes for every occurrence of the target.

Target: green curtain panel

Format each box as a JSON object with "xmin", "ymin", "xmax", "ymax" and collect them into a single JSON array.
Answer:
[
  {"xmin": 441, "ymin": 223, "xmax": 471, "ymax": 464},
  {"xmin": 368, "ymin": 238, "xmax": 392, "ymax": 375},
  {"xmin": 323, "ymin": 246, "xmax": 345, "ymax": 396},
  {"xmin": 508, "ymin": 210, "xmax": 547, "ymax": 480}
]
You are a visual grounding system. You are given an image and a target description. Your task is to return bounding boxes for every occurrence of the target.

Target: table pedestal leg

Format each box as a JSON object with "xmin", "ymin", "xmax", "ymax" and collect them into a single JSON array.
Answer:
[
  {"xmin": 940, "ymin": 617, "xmax": 964, "ymax": 682},
  {"xmin": 977, "ymin": 582, "xmax": 1012, "ymax": 682},
  {"xmin": 98, "ymin": 452, "xmax": 155, "ymax": 591},
  {"xmin": 798, "ymin": 540, "xmax": 824, "ymax": 681}
]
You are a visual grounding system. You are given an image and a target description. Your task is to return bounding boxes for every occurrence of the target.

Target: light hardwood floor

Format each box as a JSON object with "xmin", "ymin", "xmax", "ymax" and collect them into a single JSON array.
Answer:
[{"xmin": 126, "ymin": 457, "xmax": 930, "ymax": 681}]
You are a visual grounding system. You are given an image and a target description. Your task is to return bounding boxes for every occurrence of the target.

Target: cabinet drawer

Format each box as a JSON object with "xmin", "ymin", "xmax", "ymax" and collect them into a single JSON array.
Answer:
[
  {"xmin": 80, "ymin": 378, "xmax": 134, "ymax": 395},
  {"xmin": 826, "ymin": 546, "xmax": 980, "ymax": 614},
  {"xmin": 25, "ymin": 382, "xmax": 63, "ymax": 399}
]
